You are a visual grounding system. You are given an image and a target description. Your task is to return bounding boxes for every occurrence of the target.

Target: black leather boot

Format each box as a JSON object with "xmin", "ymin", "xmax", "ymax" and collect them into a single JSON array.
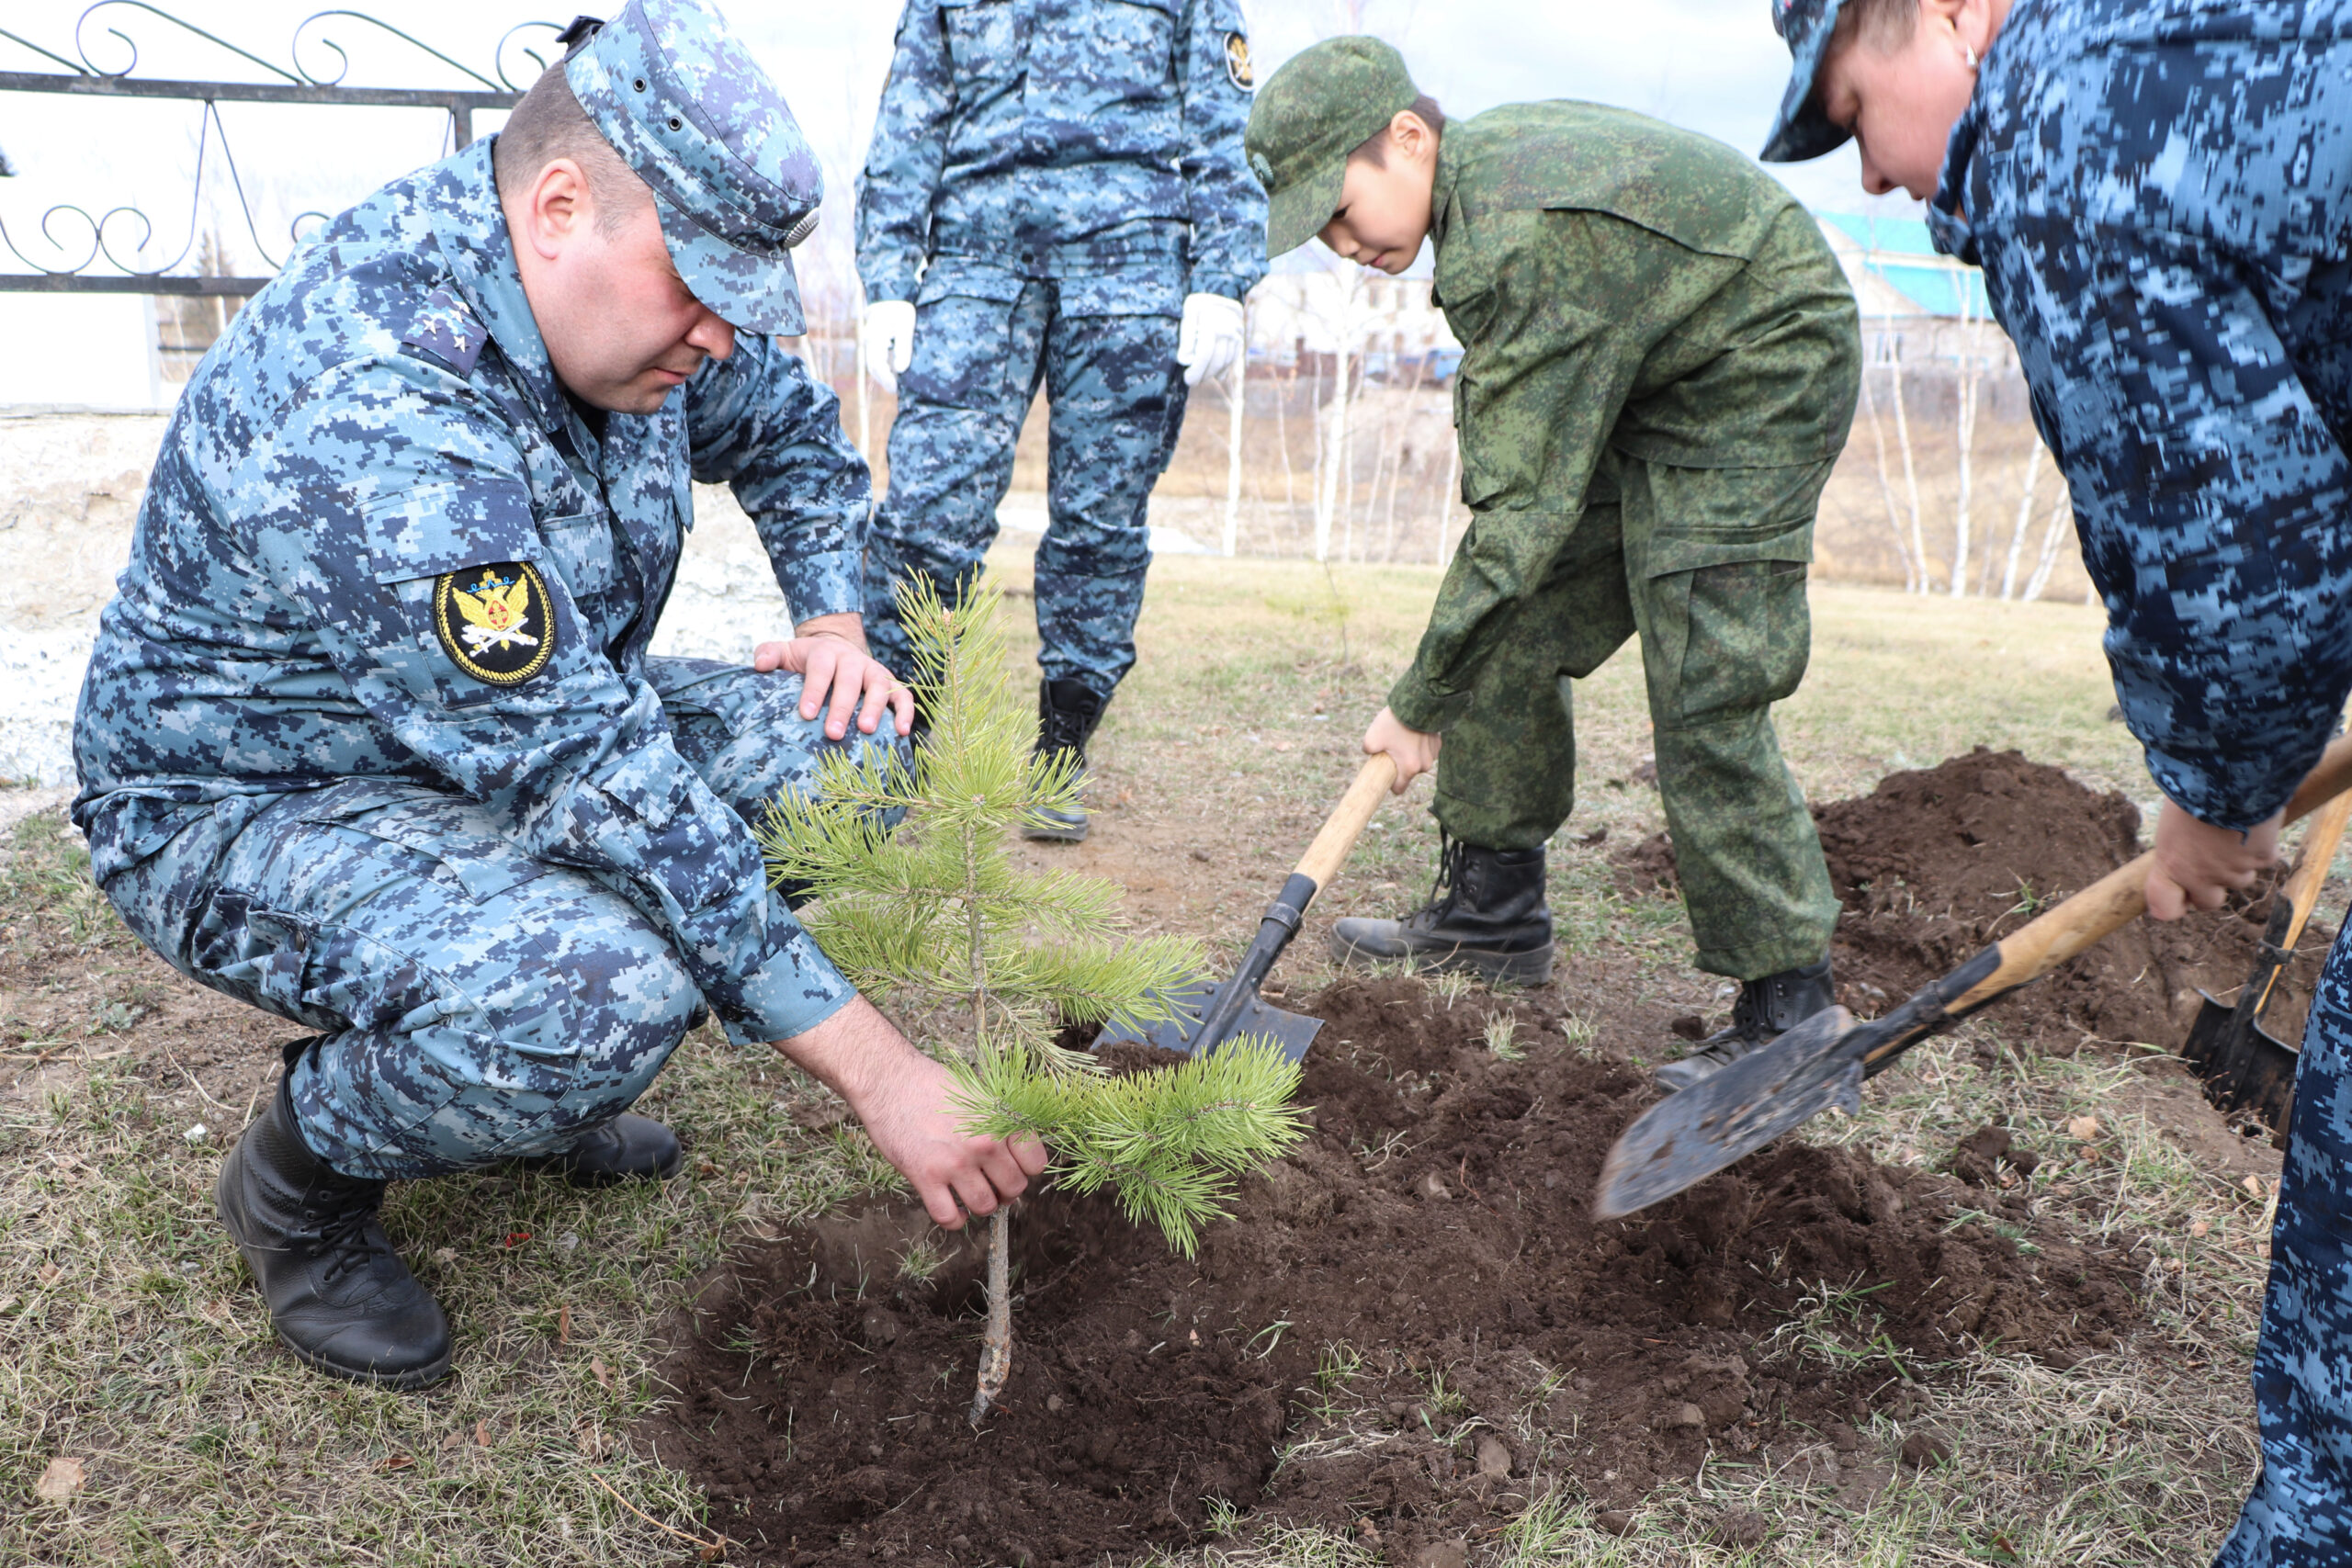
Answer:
[
  {"xmin": 1023, "ymin": 677, "xmax": 1109, "ymax": 843},
  {"xmin": 1329, "ymin": 837, "xmax": 1555, "ymax": 985},
  {"xmin": 215, "ymin": 1056, "xmax": 451, "ymax": 1389},
  {"xmin": 1655, "ymin": 957, "xmax": 1836, "ymax": 1092},
  {"xmin": 514, "ymin": 1114, "xmax": 683, "ymax": 1188}
]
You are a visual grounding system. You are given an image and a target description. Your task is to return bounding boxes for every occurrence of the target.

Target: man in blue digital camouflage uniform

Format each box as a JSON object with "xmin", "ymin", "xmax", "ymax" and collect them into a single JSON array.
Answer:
[
  {"xmin": 854, "ymin": 0, "xmax": 1267, "ymax": 840},
  {"xmin": 1769, "ymin": 0, "xmax": 2352, "ymax": 1557},
  {"xmin": 72, "ymin": 0, "xmax": 1046, "ymax": 1391}
]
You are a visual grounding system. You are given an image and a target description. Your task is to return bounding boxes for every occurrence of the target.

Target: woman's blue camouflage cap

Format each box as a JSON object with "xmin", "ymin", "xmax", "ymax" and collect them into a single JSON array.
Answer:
[
  {"xmin": 1761, "ymin": 0, "xmax": 1853, "ymax": 163},
  {"xmin": 562, "ymin": 0, "xmax": 823, "ymax": 335},
  {"xmin": 1244, "ymin": 36, "xmax": 1421, "ymax": 258}
]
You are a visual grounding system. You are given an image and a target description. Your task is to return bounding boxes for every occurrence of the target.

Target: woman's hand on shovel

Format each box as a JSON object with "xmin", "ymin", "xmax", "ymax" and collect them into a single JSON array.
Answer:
[
  {"xmin": 2146, "ymin": 799, "xmax": 2281, "ymax": 920},
  {"xmin": 1363, "ymin": 707, "xmax": 1441, "ymax": 793}
]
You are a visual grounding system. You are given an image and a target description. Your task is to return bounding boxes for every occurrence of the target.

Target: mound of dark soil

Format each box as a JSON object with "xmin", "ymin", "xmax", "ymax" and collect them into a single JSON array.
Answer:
[
  {"xmin": 645, "ymin": 975, "xmax": 2141, "ymax": 1566},
  {"xmin": 1620, "ymin": 747, "xmax": 2324, "ymax": 1053}
]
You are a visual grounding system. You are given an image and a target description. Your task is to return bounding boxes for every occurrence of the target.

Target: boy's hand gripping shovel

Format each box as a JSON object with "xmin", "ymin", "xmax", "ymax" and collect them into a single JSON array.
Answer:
[
  {"xmin": 1099, "ymin": 755, "xmax": 1396, "ymax": 1062},
  {"xmin": 1594, "ymin": 734, "xmax": 2352, "ymax": 1222}
]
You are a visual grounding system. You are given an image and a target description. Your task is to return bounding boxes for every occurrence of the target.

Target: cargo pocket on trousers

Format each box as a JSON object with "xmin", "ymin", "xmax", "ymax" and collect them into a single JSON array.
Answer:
[{"xmin": 1665, "ymin": 557, "xmax": 1813, "ymax": 725}]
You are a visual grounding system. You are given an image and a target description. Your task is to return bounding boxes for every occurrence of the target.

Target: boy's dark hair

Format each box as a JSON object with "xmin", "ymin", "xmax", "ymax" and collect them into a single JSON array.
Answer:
[
  {"xmin": 1827, "ymin": 0, "xmax": 1917, "ymax": 52},
  {"xmin": 1349, "ymin": 96, "xmax": 1446, "ymax": 166},
  {"xmin": 492, "ymin": 65, "xmax": 648, "ymax": 234}
]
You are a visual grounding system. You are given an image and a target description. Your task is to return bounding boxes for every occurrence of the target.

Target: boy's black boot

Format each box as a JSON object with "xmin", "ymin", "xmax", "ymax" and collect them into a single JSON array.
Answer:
[
  {"xmin": 1329, "ymin": 838, "xmax": 1555, "ymax": 985},
  {"xmin": 216, "ymin": 1062, "xmax": 451, "ymax": 1390},
  {"xmin": 1023, "ymin": 677, "xmax": 1109, "ymax": 843},
  {"xmin": 1654, "ymin": 957, "xmax": 1836, "ymax": 1093},
  {"xmin": 515, "ymin": 1114, "xmax": 683, "ymax": 1188}
]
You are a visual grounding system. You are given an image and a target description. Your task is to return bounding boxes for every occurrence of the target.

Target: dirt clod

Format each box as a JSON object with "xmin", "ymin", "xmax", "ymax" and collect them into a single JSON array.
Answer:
[
  {"xmin": 1709, "ymin": 1506, "xmax": 1770, "ymax": 1548},
  {"xmin": 1901, "ymin": 1430, "xmax": 1956, "ymax": 1469},
  {"xmin": 1595, "ymin": 1508, "xmax": 1635, "ymax": 1536}
]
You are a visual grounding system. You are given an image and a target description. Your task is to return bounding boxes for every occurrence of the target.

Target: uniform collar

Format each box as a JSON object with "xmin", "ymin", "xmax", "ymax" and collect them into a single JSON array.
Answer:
[
  {"xmin": 424, "ymin": 140, "xmax": 572, "ymax": 436},
  {"xmin": 1429, "ymin": 130, "xmax": 1465, "ymax": 253}
]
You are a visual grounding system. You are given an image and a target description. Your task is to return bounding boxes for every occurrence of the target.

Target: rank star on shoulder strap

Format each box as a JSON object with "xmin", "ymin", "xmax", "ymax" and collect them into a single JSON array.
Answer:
[{"xmin": 433, "ymin": 562, "xmax": 557, "ymax": 685}]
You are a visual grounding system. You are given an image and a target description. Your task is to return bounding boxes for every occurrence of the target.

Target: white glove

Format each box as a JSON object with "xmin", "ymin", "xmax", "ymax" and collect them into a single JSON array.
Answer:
[
  {"xmin": 1175, "ymin": 291, "xmax": 1245, "ymax": 388},
  {"xmin": 865, "ymin": 299, "xmax": 917, "ymax": 389}
]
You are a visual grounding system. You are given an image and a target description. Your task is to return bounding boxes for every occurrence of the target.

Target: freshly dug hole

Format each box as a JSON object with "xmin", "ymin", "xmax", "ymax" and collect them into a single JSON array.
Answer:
[{"xmin": 645, "ymin": 975, "xmax": 2141, "ymax": 1566}]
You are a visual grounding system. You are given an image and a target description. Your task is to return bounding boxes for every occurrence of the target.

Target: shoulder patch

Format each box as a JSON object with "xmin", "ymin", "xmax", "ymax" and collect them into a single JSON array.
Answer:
[
  {"xmin": 400, "ymin": 284, "xmax": 487, "ymax": 378},
  {"xmin": 1226, "ymin": 32, "xmax": 1254, "ymax": 90},
  {"xmin": 433, "ymin": 562, "xmax": 555, "ymax": 685}
]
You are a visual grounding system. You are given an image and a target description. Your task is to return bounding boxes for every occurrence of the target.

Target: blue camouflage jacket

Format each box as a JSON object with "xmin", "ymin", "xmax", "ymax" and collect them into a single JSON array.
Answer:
[
  {"xmin": 72, "ymin": 139, "xmax": 869, "ymax": 1045},
  {"xmin": 1933, "ymin": 0, "xmax": 2352, "ymax": 829},
  {"xmin": 854, "ymin": 0, "xmax": 1268, "ymax": 308}
]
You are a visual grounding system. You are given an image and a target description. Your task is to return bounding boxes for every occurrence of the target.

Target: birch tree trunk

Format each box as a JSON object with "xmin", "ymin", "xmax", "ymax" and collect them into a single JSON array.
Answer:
[
  {"xmin": 1998, "ymin": 439, "xmax": 2045, "ymax": 600},
  {"xmin": 1948, "ymin": 300, "xmax": 1983, "ymax": 599},
  {"xmin": 1222, "ymin": 308, "xmax": 1247, "ymax": 558},
  {"xmin": 1884, "ymin": 310, "xmax": 1928, "ymax": 592},
  {"xmin": 2022, "ymin": 491, "xmax": 2074, "ymax": 603},
  {"xmin": 1858, "ymin": 361, "xmax": 1915, "ymax": 592}
]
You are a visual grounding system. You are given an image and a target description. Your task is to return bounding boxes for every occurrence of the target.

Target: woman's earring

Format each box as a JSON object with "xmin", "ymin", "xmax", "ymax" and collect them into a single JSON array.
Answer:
[{"xmin": 1962, "ymin": 40, "xmax": 1980, "ymax": 69}]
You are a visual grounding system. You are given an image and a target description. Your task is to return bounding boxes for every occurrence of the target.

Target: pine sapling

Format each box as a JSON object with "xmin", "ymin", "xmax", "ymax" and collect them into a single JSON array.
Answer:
[{"xmin": 758, "ymin": 577, "xmax": 1308, "ymax": 1425}]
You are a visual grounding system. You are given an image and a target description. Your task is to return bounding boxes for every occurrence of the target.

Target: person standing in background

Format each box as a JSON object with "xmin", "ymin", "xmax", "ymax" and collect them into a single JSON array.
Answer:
[{"xmin": 855, "ymin": 0, "xmax": 1268, "ymax": 841}]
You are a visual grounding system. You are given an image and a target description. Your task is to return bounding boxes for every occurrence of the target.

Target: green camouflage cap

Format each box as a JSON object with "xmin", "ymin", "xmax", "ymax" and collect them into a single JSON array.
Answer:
[{"xmin": 1245, "ymin": 36, "xmax": 1419, "ymax": 258}]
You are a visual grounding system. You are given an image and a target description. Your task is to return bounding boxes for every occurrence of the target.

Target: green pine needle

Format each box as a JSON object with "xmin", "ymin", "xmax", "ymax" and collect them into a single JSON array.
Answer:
[{"xmin": 756, "ymin": 575, "xmax": 1304, "ymax": 1257}]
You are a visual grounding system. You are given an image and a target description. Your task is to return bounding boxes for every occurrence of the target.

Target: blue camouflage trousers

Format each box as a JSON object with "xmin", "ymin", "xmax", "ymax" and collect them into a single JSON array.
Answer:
[
  {"xmin": 2219, "ymin": 923, "xmax": 2352, "ymax": 1565},
  {"xmin": 99, "ymin": 659, "xmax": 900, "ymax": 1181},
  {"xmin": 863, "ymin": 269, "xmax": 1189, "ymax": 696}
]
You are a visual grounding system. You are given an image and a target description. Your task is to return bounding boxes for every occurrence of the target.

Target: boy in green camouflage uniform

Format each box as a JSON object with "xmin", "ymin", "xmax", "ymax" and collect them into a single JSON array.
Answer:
[{"xmin": 1246, "ymin": 38, "xmax": 1859, "ymax": 1089}]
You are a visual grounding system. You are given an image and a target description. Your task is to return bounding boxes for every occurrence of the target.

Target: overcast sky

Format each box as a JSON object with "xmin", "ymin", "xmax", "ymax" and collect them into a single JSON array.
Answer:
[{"xmin": 0, "ymin": 0, "xmax": 1917, "ymax": 310}]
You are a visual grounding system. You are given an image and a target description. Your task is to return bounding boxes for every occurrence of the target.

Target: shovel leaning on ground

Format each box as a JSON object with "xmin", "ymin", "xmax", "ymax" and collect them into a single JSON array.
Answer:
[
  {"xmin": 1097, "ymin": 753, "xmax": 1396, "ymax": 1063},
  {"xmin": 2179, "ymin": 785, "xmax": 2352, "ymax": 1134},
  {"xmin": 1594, "ymin": 733, "xmax": 2352, "ymax": 1221}
]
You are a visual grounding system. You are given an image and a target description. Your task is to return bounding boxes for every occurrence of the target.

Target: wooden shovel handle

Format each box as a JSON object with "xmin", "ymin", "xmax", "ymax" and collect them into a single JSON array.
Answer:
[
  {"xmin": 1295, "ymin": 754, "xmax": 1398, "ymax": 890},
  {"xmin": 1946, "ymin": 731, "xmax": 2352, "ymax": 1015},
  {"xmin": 2279, "ymin": 787, "xmax": 2352, "ymax": 953}
]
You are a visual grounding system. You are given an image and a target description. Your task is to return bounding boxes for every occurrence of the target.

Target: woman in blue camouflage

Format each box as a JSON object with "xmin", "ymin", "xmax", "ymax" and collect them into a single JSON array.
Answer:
[{"xmin": 1765, "ymin": 0, "xmax": 2352, "ymax": 1559}]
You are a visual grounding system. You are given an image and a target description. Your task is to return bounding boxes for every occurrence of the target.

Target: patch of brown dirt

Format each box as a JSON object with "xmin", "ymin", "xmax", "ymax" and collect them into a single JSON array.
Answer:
[
  {"xmin": 1619, "ymin": 747, "xmax": 2329, "ymax": 1056},
  {"xmin": 644, "ymin": 975, "xmax": 2143, "ymax": 1566}
]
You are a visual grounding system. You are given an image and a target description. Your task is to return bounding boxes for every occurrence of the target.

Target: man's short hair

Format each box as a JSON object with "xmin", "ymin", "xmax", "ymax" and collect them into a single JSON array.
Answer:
[
  {"xmin": 1349, "ymin": 96, "xmax": 1446, "ymax": 167},
  {"xmin": 1828, "ymin": 0, "xmax": 1918, "ymax": 53},
  {"xmin": 492, "ymin": 64, "xmax": 650, "ymax": 234}
]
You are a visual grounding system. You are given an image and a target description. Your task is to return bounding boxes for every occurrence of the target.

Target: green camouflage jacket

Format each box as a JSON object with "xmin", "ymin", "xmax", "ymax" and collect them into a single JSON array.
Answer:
[{"xmin": 1389, "ymin": 101, "xmax": 1859, "ymax": 732}]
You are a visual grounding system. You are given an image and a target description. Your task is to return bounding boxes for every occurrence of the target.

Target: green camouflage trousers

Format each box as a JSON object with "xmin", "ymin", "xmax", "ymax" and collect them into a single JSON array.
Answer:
[{"xmin": 1430, "ymin": 457, "xmax": 1839, "ymax": 980}]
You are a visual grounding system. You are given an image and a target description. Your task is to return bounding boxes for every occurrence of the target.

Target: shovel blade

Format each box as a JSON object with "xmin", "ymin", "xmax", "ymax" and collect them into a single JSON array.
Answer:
[
  {"xmin": 2182, "ymin": 990, "xmax": 2300, "ymax": 1134},
  {"xmin": 1595, "ymin": 1006, "xmax": 1864, "ymax": 1221},
  {"xmin": 1097, "ymin": 976, "xmax": 1322, "ymax": 1064}
]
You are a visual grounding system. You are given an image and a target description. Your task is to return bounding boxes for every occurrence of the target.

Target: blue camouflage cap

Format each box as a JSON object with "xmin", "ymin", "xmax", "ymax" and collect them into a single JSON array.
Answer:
[
  {"xmin": 1760, "ymin": 0, "xmax": 1851, "ymax": 164},
  {"xmin": 562, "ymin": 0, "xmax": 822, "ymax": 334}
]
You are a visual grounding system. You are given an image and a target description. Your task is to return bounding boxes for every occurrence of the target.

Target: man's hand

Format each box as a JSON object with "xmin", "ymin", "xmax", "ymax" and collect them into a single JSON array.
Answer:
[
  {"xmin": 2146, "ymin": 797, "xmax": 2280, "ymax": 920},
  {"xmin": 1176, "ymin": 292, "xmax": 1245, "ymax": 388},
  {"xmin": 752, "ymin": 612, "xmax": 914, "ymax": 740},
  {"xmin": 1363, "ymin": 705, "xmax": 1441, "ymax": 793},
  {"xmin": 865, "ymin": 299, "xmax": 916, "ymax": 391},
  {"xmin": 772, "ymin": 998, "xmax": 1048, "ymax": 1229}
]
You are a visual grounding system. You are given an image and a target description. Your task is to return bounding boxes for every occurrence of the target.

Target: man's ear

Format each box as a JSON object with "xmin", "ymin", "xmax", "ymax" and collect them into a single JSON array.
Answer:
[{"xmin": 519, "ymin": 157, "xmax": 591, "ymax": 263}]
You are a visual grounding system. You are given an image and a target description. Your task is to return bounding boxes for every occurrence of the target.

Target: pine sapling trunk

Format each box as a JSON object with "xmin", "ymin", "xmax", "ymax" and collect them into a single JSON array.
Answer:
[{"xmin": 962, "ymin": 743, "xmax": 1015, "ymax": 1427}]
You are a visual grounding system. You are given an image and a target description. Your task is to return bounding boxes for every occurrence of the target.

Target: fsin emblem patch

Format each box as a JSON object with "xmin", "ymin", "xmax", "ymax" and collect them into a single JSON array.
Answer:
[
  {"xmin": 1226, "ymin": 32, "xmax": 1253, "ymax": 89},
  {"xmin": 434, "ymin": 563, "xmax": 555, "ymax": 685}
]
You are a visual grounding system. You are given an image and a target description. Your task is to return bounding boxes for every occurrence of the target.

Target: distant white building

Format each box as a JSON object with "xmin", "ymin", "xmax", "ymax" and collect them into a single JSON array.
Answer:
[{"xmin": 1242, "ymin": 266, "xmax": 1460, "ymax": 381}]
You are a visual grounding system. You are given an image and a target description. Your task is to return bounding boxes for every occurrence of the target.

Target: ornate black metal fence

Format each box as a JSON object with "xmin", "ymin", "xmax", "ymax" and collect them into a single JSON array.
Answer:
[{"xmin": 0, "ymin": 4, "xmax": 559, "ymax": 294}]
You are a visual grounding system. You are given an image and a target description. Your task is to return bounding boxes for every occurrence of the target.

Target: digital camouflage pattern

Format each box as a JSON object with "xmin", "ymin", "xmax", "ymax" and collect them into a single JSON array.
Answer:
[
  {"xmin": 1395, "ymin": 102, "xmax": 1857, "ymax": 979},
  {"xmin": 101, "ymin": 662, "xmax": 899, "ymax": 1179},
  {"xmin": 854, "ymin": 0, "xmax": 1266, "ymax": 303},
  {"xmin": 860, "ymin": 265, "xmax": 1186, "ymax": 694},
  {"xmin": 2232, "ymin": 924, "xmax": 2352, "ymax": 1562},
  {"xmin": 566, "ymin": 0, "xmax": 825, "ymax": 335},
  {"xmin": 854, "ymin": 0, "xmax": 1265, "ymax": 695},
  {"xmin": 73, "ymin": 138, "xmax": 879, "ymax": 1138},
  {"xmin": 1432, "ymin": 463, "xmax": 1841, "ymax": 979},
  {"xmin": 1903, "ymin": 3, "xmax": 2352, "ymax": 1558},
  {"xmin": 1928, "ymin": 0, "xmax": 2352, "ymax": 834}
]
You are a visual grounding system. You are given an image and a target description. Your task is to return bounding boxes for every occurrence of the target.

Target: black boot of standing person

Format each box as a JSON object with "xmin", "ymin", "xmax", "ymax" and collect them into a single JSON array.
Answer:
[
  {"xmin": 215, "ymin": 1050, "xmax": 452, "ymax": 1389},
  {"xmin": 1329, "ymin": 837, "xmax": 1556, "ymax": 985},
  {"xmin": 1024, "ymin": 677, "xmax": 1109, "ymax": 842},
  {"xmin": 1654, "ymin": 957, "xmax": 1836, "ymax": 1092}
]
